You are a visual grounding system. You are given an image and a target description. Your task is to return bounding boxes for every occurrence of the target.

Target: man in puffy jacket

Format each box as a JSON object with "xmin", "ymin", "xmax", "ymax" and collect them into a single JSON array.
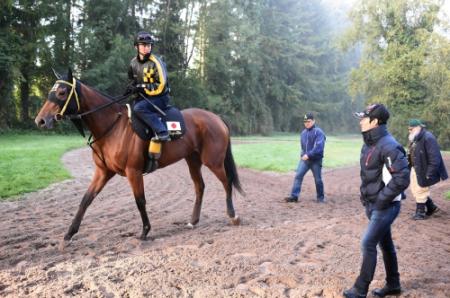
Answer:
[
  {"xmin": 344, "ymin": 104, "xmax": 410, "ymax": 298},
  {"xmin": 407, "ymin": 119, "xmax": 448, "ymax": 220},
  {"xmin": 285, "ymin": 112, "xmax": 326, "ymax": 203}
]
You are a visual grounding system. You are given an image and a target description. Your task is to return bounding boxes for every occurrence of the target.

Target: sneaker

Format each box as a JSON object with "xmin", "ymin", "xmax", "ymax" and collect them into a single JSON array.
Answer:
[
  {"xmin": 156, "ymin": 132, "xmax": 170, "ymax": 142},
  {"xmin": 284, "ymin": 196, "xmax": 298, "ymax": 203},
  {"xmin": 316, "ymin": 198, "xmax": 326, "ymax": 203}
]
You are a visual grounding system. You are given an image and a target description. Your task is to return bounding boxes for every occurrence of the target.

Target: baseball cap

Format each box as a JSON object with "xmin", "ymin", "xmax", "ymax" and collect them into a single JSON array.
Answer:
[
  {"xmin": 353, "ymin": 103, "xmax": 390, "ymax": 124},
  {"xmin": 304, "ymin": 112, "xmax": 314, "ymax": 122},
  {"xmin": 408, "ymin": 119, "xmax": 425, "ymax": 127}
]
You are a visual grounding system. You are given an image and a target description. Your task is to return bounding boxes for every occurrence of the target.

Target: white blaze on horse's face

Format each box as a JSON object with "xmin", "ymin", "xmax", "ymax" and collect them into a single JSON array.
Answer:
[
  {"xmin": 51, "ymin": 84, "xmax": 69, "ymax": 101},
  {"xmin": 50, "ymin": 83, "xmax": 59, "ymax": 93},
  {"xmin": 34, "ymin": 83, "xmax": 67, "ymax": 128}
]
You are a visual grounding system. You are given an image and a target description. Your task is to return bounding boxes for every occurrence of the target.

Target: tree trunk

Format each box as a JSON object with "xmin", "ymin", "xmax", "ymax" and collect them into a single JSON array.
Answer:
[{"xmin": 20, "ymin": 72, "xmax": 30, "ymax": 123}]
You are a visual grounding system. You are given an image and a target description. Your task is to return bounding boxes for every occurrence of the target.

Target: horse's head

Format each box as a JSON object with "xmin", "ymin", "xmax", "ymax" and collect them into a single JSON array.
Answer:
[{"xmin": 35, "ymin": 68, "xmax": 81, "ymax": 129}]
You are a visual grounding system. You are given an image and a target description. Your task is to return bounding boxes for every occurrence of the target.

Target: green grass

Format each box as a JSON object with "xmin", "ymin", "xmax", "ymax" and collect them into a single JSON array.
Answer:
[
  {"xmin": 232, "ymin": 134, "xmax": 362, "ymax": 172},
  {"xmin": 445, "ymin": 191, "xmax": 450, "ymax": 201},
  {"xmin": 0, "ymin": 132, "xmax": 362, "ymax": 199},
  {"xmin": 0, "ymin": 133, "xmax": 84, "ymax": 199}
]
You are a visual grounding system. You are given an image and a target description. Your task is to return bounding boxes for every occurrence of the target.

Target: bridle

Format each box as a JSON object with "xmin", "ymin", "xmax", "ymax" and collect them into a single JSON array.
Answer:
[
  {"xmin": 47, "ymin": 78, "xmax": 81, "ymax": 120},
  {"xmin": 47, "ymin": 76, "xmax": 131, "ymax": 167},
  {"xmin": 49, "ymin": 77, "xmax": 130, "ymax": 120}
]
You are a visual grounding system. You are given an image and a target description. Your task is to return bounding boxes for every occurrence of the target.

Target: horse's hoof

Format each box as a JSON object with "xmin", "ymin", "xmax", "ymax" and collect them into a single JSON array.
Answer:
[
  {"xmin": 139, "ymin": 235, "xmax": 148, "ymax": 241},
  {"xmin": 58, "ymin": 239, "xmax": 72, "ymax": 252},
  {"xmin": 186, "ymin": 223, "xmax": 195, "ymax": 229},
  {"xmin": 231, "ymin": 215, "xmax": 241, "ymax": 226}
]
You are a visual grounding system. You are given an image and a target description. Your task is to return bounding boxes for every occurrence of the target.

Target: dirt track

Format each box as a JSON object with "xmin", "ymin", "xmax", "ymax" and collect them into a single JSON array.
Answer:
[{"xmin": 1, "ymin": 147, "xmax": 449, "ymax": 297}]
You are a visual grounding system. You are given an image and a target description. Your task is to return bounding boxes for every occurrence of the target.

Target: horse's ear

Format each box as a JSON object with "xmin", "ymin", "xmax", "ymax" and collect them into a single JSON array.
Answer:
[
  {"xmin": 52, "ymin": 68, "xmax": 62, "ymax": 79},
  {"xmin": 67, "ymin": 68, "xmax": 73, "ymax": 82}
]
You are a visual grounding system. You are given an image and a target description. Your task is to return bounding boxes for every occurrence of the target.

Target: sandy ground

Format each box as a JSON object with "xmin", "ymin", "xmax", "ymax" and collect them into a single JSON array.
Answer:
[{"xmin": 0, "ymin": 147, "xmax": 449, "ymax": 297}]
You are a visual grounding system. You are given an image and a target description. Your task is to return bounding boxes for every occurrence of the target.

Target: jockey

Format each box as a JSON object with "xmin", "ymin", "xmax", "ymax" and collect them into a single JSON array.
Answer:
[{"xmin": 126, "ymin": 31, "xmax": 170, "ymax": 141}]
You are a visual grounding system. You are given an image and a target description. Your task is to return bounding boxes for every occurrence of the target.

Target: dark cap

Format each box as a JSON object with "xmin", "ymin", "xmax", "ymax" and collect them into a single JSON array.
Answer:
[
  {"xmin": 408, "ymin": 119, "xmax": 425, "ymax": 127},
  {"xmin": 353, "ymin": 103, "xmax": 390, "ymax": 124},
  {"xmin": 304, "ymin": 112, "xmax": 314, "ymax": 122}
]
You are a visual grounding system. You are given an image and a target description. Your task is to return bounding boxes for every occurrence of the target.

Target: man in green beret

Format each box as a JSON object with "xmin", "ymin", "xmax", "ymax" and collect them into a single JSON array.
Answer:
[{"xmin": 407, "ymin": 119, "xmax": 448, "ymax": 220}]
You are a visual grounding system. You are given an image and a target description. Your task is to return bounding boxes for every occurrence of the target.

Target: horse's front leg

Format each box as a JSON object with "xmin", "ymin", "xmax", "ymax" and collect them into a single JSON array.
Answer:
[
  {"xmin": 126, "ymin": 170, "xmax": 151, "ymax": 240},
  {"xmin": 65, "ymin": 167, "xmax": 115, "ymax": 241}
]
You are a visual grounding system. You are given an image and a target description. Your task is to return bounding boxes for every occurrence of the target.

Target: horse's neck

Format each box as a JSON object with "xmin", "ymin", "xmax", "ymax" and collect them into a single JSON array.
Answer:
[{"xmin": 80, "ymin": 85, "xmax": 124, "ymax": 139}]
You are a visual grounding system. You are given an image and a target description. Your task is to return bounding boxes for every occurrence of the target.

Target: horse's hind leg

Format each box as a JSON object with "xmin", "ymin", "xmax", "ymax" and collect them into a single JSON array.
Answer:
[
  {"xmin": 208, "ymin": 165, "xmax": 240, "ymax": 225},
  {"xmin": 186, "ymin": 154, "xmax": 205, "ymax": 227},
  {"xmin": 65, "ymin": 167, "xmax": 115, "ymax": 241}
]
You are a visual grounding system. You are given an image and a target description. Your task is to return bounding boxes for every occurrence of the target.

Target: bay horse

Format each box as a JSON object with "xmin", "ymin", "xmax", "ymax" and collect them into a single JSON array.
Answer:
[{"xmin": 34, "ymin": 69, "xmax": 243, "ymax": 242}]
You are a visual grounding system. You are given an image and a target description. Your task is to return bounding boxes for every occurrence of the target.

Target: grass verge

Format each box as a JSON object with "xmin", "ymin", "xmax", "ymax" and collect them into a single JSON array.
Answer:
[
  {"xmin": 0, "ymin": 132, "xmax": 84, "ymax": 199},
  {"xmin": 232, "ymin": 134, "xmax": 362, "ymax": 172}
]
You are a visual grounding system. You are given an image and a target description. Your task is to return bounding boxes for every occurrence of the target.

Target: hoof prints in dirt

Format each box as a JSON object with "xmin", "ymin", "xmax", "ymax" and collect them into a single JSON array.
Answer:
[{"xmin": 0, "ymin": 148, "xmax": 449, "ymax": 297}]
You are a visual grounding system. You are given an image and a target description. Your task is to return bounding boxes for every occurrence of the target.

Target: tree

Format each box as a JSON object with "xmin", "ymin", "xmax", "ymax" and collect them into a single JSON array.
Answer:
[
  {"xmin": 0, "ymin": 1, "xmax": 17, "ymax": 129},
  {"xmin": 342, "ymin": 0, "xmax": 449, "ymax": 144}
]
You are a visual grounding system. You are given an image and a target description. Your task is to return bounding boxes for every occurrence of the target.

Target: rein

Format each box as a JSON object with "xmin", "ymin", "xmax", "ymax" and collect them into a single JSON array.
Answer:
[
  {"xmin": 55, "ymin": 78, "xmax": 131, "ymax": 120},
  {"xmin": 54, "ymin": 78, "xmax": 130, "ymax": 167},
  {"xmin": 87, "ymin": 112, "xmax": 123, "ymax": 167}
]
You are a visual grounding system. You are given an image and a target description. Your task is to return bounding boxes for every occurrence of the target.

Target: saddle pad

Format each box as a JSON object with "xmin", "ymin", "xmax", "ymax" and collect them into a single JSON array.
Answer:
[{"xmin": 127, "ymin": 104, "xmax": 186, "ymax": 141}]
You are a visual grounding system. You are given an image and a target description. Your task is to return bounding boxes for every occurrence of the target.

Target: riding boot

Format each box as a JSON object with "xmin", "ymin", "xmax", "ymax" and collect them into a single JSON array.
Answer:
[
  {"xmin": 425, "ymin": 197, "xmax": 439, "ymax": 216},
  {"xmin": 145, "ymin": 139, "xmax": 161, "ymax": 173},
  {"xmin": 343, "ymin": 287, "xmax": 367, "ymax": 298},
  {"xmin": 412, "ymin": 203, "xmax": 426, "ymax": 220},
  {"xmin": 372, "ymin": 284, "xmax": 401, "ymax": 297},
  {"xmin": 144, "ymin": 155, "xmax": 159, "ymax": 173}
]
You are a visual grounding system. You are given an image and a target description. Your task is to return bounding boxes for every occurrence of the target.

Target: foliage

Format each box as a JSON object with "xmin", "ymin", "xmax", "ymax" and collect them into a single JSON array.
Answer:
[
  {"xmin": 1, "ymin": 0, "xmax": 355, "ymax": 136},
  {"xmin": 342, "ymin": 0, "xmax": 450, "ymax": 146},
  {"xmin": 1, "ymin": 0, "xmax": 449, "ymax": 146}
]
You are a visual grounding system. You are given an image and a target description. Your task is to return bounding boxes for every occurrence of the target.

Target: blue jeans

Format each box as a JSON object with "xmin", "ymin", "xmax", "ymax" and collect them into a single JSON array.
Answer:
[
  {"xmin": 134, "ymin": 94, "xmax": 169, "ymax": 134},
  {"xmin": 354, "ymin": 202, "xmax": 401, "ymax": 294},
  {"xmin": 290, "ymin": 159, "xmax": 324, "ymax": 200}
]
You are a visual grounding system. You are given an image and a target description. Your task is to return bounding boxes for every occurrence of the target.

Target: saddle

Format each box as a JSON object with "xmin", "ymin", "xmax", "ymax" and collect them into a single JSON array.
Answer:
[{"xmin": 126, "ymin": 103, "xmax": 186, "ymax": 141}]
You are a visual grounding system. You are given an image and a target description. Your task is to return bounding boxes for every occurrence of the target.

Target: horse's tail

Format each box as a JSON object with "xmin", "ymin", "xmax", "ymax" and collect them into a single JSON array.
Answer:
[{"xmin": 224, "ymin": 139, "xmax": 245, "ymax": 195}]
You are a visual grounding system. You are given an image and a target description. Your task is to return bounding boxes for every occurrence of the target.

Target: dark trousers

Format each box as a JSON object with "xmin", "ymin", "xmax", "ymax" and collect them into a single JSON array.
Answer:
[
  {"xmin": 134, "ymin": 94, "xmax": 169, "ymax": 134},
  {"xmin": 290, "ymin": 159, "xmax": 324, "ymax": 200},
  {"xmin": 354, "ymin": 201, "xmax": 401, "ymax": 293}
]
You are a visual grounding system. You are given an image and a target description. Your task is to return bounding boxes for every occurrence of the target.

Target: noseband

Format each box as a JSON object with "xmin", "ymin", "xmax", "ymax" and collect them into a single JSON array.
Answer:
[{"xmin": 47, "ymin": 78, "xmax": 80, "ymax": 120}]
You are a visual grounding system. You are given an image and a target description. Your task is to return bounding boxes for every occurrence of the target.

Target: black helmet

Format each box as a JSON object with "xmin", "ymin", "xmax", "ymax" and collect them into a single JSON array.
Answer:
[{"xmin": 134, "ymin": 31, "xmax": 154, "ymax": 45}]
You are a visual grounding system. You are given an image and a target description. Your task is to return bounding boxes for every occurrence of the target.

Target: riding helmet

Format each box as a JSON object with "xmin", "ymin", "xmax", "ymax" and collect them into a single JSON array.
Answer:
[{"xmin": 134, "ymin": 31, "xmax": 154, "ymax": 45}]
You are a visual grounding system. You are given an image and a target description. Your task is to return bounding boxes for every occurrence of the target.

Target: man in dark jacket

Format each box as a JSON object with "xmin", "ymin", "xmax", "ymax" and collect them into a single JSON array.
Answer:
[
  {"xmin": 285, "ymin": 112, "xmax": 326, "ymax": 203},
  {"xmin": 407, "ymin": 119, "xmax": 448, "ymax": 220},
  {"xmin": 344, "ymin": 104, "xmax": 410, "ymax": 298}
]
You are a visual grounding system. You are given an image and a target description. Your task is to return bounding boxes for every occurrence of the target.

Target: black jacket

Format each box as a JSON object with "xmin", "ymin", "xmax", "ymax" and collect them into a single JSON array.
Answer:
[
  {"xmin": 128, "ymin": 54, "xmax": 169, "ymax": 97},
  {"xmin": 360, "ymin": 125, "xmax": 410, "ymax": 210},
  {"xmin": 409, "ymin": 128, "xmax": 448, "ymax": 187}
]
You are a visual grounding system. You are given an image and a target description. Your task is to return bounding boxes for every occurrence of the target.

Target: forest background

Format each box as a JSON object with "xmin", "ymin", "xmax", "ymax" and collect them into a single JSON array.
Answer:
[{"xmin": 1, "ymin": 0, "xmax": 449, "ymax": 147}]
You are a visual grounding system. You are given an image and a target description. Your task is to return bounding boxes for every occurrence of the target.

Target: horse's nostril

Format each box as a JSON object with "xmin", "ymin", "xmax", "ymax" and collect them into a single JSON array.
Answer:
[{"xmin": 39, "ymin": 119, "xmax": 46, "ymax": 126}]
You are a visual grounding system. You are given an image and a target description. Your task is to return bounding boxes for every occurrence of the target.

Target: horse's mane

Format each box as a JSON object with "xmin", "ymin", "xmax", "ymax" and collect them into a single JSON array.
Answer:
[{"xmin": 78, "ymin": 79, "xmax": 119, "ymax": 102}]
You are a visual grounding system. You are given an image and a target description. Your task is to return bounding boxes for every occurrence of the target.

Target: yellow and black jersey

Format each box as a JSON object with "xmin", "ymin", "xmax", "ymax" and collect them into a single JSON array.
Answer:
[{"xmin": 128, "ymin": 54, "xmax": 169, "ymax": 97}]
